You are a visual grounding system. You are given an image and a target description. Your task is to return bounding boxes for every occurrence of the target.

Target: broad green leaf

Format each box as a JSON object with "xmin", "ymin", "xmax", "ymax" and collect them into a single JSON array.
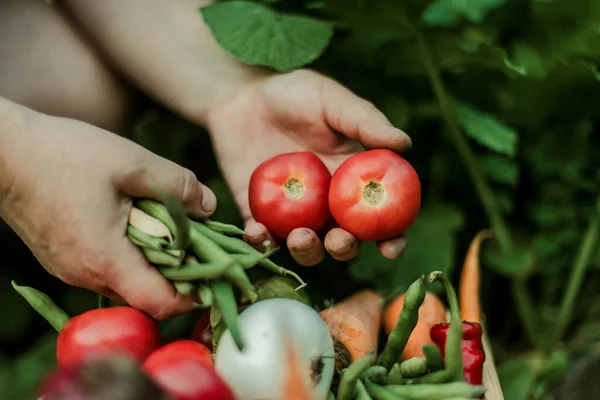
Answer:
[
  {"xmin": 455, "ymin": 101, "xmax": 518, "ymax": 157},
  {"xmin": 200, "ymin": 1, "xmax": 334, "ymax": 72},
  {"xmin": 422, "ymin": 0, "xmax": 507, "ymax": 27},
  {"xmin": 481, "ymin": 154, "xmax": 520, "ymax": 186},
  {"xmin": 348, "ymin": 202, "xmax": 464, "ymax": 295}
]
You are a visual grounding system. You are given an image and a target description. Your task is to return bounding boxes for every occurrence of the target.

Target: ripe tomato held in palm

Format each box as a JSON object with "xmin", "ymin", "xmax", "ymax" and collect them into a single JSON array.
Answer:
[
  {"xmin": 328, "ymin": 149, "xmax": 421, "ymax": 242},
  {"xmin": 248, "ymin": 152, "xmax": 331, "ymax": 239},
  {"xmin": 56, "ymin": 306, "xmax": 162, "ymax": 368},
  {"xmin": 143, "ymin": 341, "xmax": 234, "ymax": 400}
]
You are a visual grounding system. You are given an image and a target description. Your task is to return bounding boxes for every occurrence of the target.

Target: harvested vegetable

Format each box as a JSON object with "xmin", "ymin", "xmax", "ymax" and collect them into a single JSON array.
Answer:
[
  {"xmin": 459, "ymin": 229, "xmax": 493, "ymax": 324},
  {"xmin": 143, "ymin": 340, "xmax": 213, "ymax": 371},
  {"xmin": 337, "ymin": 350, "xmax": 375, "ymax": 400},
  {"xmin": 12, "ymin": 282, "xmax": 161, "ymax": 368},
  {"xmin": 383, "ymin": 291, "xmax": 447, "ymax": 360},
  {"xmin": 371, "ymin": 381, "xmax": 487, "ymax": 399},
  {"xmin": 319, "ymin": 290, "xmax": 383, "ymax": 368},
  {"xmin": 215, "ymin": 298, "xmax": 335, "ymax": 400},
  {"xmin": 248, "ymin": 151, "xmax": 332, "ymax": 239},
  {"xmin": 190, "ymin": 312, "xmax": 213, "ymax": 352},
  {"xmin": 283, "ymin": 337, "xmax": 316, "ymax": 400},
  {"xmin": 328, "ymin": 149, "xmax": 421, "ymax": 242}
]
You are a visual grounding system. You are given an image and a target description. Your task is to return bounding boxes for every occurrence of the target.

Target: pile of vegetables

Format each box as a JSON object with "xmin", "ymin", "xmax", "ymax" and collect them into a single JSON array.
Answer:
[{"xmin": 11, "ymin": 150, "xmax": 501, "ymax": 399}]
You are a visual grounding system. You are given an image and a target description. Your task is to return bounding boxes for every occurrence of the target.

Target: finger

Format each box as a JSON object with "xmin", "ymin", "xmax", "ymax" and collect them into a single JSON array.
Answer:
[
  {"xmin": 107, "ymin": 242, "xmax": 194, "ymax": 320},
  {"xmin": 243, "ymin": 219, "xmax": 277, "ymax": 252},
  {"xmin": 117, "ymin": 148, "xmax": 217, "ymax": 219},
  {"xmin": 320, "ymin": 79, "xmax": 412, "ymax": 153},
  {"xmin": 377, "ymin": 234, "xmax": 409, "ymax": 260},
  {"xmin": 324, "ymin": 228, "xmax": 361, "ymax": 262},
  {"xmin": 287, "ymin": 228, "xmax": 325, "ymax": 267}
]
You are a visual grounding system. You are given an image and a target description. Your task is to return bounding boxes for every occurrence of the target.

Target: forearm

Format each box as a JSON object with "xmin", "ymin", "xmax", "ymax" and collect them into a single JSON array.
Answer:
[{"xmin": 58, "ymin": 0, "xmax": 269, "ymax": 127}]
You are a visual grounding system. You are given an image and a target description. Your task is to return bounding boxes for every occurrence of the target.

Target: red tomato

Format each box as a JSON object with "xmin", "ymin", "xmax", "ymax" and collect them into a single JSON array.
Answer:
[
  {"xmin": 143, "ymin": 341, "xmax": 234, "ymax": 400},
  {"xmin": 248, "ymin": 152, "xmax": 331, "ymax": 239},
  {"xmin": 328, "ymin": 149, "xmax": 421, "ymax": 241},
  {"xmin": 56, "ymin": 306, "xmax": 161, "ymax": 368},
  {"xmin": 190, "ymin": 312, "xmax": 213, "ymax": 352}
]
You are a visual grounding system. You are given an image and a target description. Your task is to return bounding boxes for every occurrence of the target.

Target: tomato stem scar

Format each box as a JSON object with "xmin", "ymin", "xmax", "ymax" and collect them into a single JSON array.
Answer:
[
  {"xmin": 284, "ymin": 178, "xmax": 304, "ymax": 198},
  {"xmin": 363, "ymin": 181, "xmax": 384, "ymax": 205}
]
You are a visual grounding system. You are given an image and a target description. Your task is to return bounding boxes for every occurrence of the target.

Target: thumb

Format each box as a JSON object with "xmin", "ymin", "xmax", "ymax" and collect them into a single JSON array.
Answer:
[
  {"xmin": 118, "ymin": 148, "xmax": 217, "ymax": 218},
  {"xmin": 320, "ymin": 78, "xmax": 412, "ymax": 153},
  {"xmin": 107, "ymin": 240, "xmax": 193, "ymax": 320}
]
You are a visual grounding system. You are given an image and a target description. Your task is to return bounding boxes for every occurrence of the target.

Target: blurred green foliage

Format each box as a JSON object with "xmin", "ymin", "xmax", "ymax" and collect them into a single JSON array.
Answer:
[{"xmin": 1, "ymin": 0, "xmax": 599, "ymax": 398}]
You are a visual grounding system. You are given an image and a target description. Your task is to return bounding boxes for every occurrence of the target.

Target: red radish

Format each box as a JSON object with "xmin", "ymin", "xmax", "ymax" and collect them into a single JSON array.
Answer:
[
  {"xmin": 143, "ymin": 340, "xmax": 214, "ymax": 369},
  {"xmin": 143, "ymin": 342, "xmax": 235, "ymax": 400},
  {"xmin": 190, "ymin": 312, "xmax": 213, "ymax": 352},
  {"xmin": 248, "ymin": 152, "xmax": 331, "ymax": 239},
  {"xmin": 56, "ymin": 307, "xmax": 162, "ymax": 368},
  {"xmin": 328, "ymin": 149, "xmax": 421, "ymax": 241}
]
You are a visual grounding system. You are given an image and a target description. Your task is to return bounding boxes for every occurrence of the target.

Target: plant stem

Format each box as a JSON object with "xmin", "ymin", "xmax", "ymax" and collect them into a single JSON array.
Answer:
[
  {"xmin": 512, "ymin": 278, "xmax": 539, "ymax": 347},
  {"xmin": 416, "ymin": 32, "xmax": 513, "ymax": 253},
  {"xmin": 551, "ymin": 196, "xmax": 600, "ymax": 345}
]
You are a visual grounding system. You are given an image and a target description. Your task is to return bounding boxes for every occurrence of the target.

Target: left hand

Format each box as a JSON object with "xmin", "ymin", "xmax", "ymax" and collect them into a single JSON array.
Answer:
[{"xmin": 206, "ymin": 69, "xmax": 413, "ymax": 266}]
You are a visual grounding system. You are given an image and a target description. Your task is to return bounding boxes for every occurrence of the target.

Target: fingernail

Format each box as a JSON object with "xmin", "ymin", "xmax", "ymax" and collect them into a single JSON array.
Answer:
[
  {"xmin": 200, "ymin": 184, "xmax": 217, "ymax": 213},
  {"xmin": 294, "ymin": 239, "xmax": 314, "ymax": 253}
]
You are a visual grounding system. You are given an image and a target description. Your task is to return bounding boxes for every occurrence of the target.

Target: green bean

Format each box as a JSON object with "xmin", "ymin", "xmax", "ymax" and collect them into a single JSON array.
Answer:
[
  {"xmin": 403, "ymin": 369, "xmax": 450, "ymax": 384},
  {"xmin": 356, "ymin": 380, "xmax": 373, "ymax": 400},
  {"xmin": 158, "ymin": 260, "xmax": 234, "ymax": 280},
  {"xmin": 198, "ymin": 285, "xmax": 214, "ymax": 306},
  {"xmin": 11, "ymin": 281, "xmax": 70, "ymax": 332},
  {"xmin": 173, "ymin": 281, "xmax": 195, "ymax": 296},
  {"xmin": 326, "ymin": 391, "xmax": 336, "ymax": 400},
  {"xmin": 211, "ymin": 280, "xmax": 245, "ymax": 350},
  {"xmin": 192, "ymin": 221, "xmax": 306, "ymax": 289},
  {"xmin": 338, "ymin": 349, "xmax": 376, "ymax": 400},
  {"xmin": 135, "ymin": 199, "xmax": 177, "ymax": 236},
  {"xmin": 204, "ymin": 219, "xmax": 246, "ymax": 236},
  {"xmin": 97, "ymin": 294, "xmax": 110, "ymax": 309},
  {"xmin": 232, "ymin": 249, "xmax": 278, "ymax": 269},
  {"xmin": 361, "ymin": 365, "xmax": 388, "ymax": 385},
  {"xmin": 399, "ymin": 357, "xmax": 428, "ymax": 378},
  {"xmin": 127, "ymin": 224, "xmax": 169, "ymax": 250},
  {"xmin": 142, "ymin": 247, "xmax": 184, "ymax": 267},
  {"xmin": 387, "ymin": 363, "xmax": 403, "ymax": 385},
  {"xmin": 427, "ymin": 271, "xmax": 463, "ymax": 382},
  {"xmin": 383, "ymin": 382, "xmax": 486, "ymax": 399},
  {"xmin": 156, "ymin": 190, "xmax": 190, "ymax": 250},
  {"xmin": 190, "ymin": 227, "xmax": 257, "ymax": 303},
  {"xmin": 377, "ymin": 276, "xmax": 427, "ymax": 369},
  {"xmin": 364, "ymin": 380, "xmax": 410, "ymax": 400},
  {"xmin": 422, "ymin": 344, "xmax": 444, "ymax": 371}
]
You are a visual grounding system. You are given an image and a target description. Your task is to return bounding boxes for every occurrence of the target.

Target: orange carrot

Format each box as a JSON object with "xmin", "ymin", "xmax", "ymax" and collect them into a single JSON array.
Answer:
[
  {"xmin": 319, "ymin": 290, "xmax": 383, "ymax": 366},
  {"xmin": 383, "ymin": 291, "xmax": 448, "ymax": 360},
  {"xmin": 459, "ymin": 229, "xmax": 494, "ymax": 324},
  {"xmin": 283, "ymin": 338, "xmax": 315, "ymax": 400}
]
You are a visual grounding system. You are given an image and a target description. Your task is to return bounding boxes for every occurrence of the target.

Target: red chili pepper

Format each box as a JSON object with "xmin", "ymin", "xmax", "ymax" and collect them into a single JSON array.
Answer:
[{"xmin": 430, "ymin": 321, "xmax": 485, "ymax": 385}]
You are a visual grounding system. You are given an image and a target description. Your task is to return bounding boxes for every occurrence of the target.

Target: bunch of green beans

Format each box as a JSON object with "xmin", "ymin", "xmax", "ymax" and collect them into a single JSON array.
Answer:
[
  {"xmin": 125, "ymin": 195, "xmax": 306, "ymax": 351},
  {"xmin": 328, "ymin": 272, "xmax": 487, "ymax": 400}
]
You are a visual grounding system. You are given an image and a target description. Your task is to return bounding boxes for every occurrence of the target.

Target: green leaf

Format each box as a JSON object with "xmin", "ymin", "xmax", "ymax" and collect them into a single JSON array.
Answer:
[
  {"xmin": 455, "ymin": 101, "xmax": 518, "ymax": 157},
  {"xmin": 200, "ymin": 1, "xmax": 334, "ymax": 72},
  {"xmin": 422, "ymin": 0, "xmax": 508, "ymax": 27},
  {"xmin": 348, "ymin": 202, "xmax": 464, "ymax": 295},
  {"xmin": 256, "ymin": 276, "xmax": 311, "ymax": 305},
  {"xmin": 481, "ymin": 154, "xmax": 520, "ymax": 186},
  {"xmin": 498, "ymin": 356, "xmax": 537, "ymax": 400}
]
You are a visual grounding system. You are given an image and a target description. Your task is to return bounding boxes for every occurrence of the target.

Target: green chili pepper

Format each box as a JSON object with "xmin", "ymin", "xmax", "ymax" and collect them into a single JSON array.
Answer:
[
  {"xmin": 127, "ymin": 224, "xmax": 170, "ymax": 250},
  {"xmin": 364, "ymin": 380, "xmax": 410, "ymax": 400},
  {"xmin": 422, "ymin": 344, "xmax": 444, "ymax": 371},
  {"xmin": 356, "ymin": 380, "xmax": 373, "ymax": 400},
  {"xmin": 190, "ymin": 227, "xmax": 257, "ymax": 303},
  {"xmin": 173, "ymin": 281, "xmax": 195, "ymax": 296},
  {"xmin": 338, "ymin": 349, "xmax": 376, "ymax": 400},
  {"xmin": 427, "ymin": 271, "xmax": 463, "ymax": 382},
  {"xmin": 11, "ymin": 281, "xmax": 70, "ymax": 332},
  {"xmin": 377, "ymin": 276, "xmax": 427, "ymax": 369},
  {"xmin": 141, "ymin": 247, "xmax": 184, "ymax": 267},
  {"xmin": 403, "ymin": 369, "xmax": 450, "ymax": 384},
  {"xmin": 192, "ymin": 221, "xmax": 306, "ymax": 289},
  {"xmin": 383, "ymin": 382, "xmax": 486, "ymax": 399},
  {"xmin": 158, "ymin": 260, "xmax": 234, "ymax": 280},
  {"xmin": 361, "ymin": 365, "xmax": 388, "ymax": 385},
  {"xmin": 211, "ymin": 279, "xmax": 245, "ymax": 350},
  {"xmin": 387, "ymin": 363, "xmax": 403, "ymax": 385},
  {"xmin": 204, "ymin": 219, "xmax": 247, "ymax": 236},
  {"xmin": 399, "ymin": 357, "xmax": 428, "ymax": 378}
]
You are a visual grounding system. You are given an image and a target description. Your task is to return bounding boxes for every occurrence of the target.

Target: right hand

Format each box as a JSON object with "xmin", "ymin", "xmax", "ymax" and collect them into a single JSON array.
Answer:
[{"xmin": 0, "ymin": 106, "xmax": 217, "ymax": 320}]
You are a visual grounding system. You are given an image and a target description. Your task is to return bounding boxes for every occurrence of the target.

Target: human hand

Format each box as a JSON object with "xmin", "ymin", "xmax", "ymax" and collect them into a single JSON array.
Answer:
[
  {"xmin": 0, "ymin": 107, "xmax": 217, "ymax": 320},
  {"xmin": 207, "ymin": 69, "xmax": 413, "ymax": 266}
]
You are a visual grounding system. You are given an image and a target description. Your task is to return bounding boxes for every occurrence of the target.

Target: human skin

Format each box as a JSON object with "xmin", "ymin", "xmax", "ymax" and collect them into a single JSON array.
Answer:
[{"xmin": 0, "ymin": 0, "xmax": 413, "ymax": 320}]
